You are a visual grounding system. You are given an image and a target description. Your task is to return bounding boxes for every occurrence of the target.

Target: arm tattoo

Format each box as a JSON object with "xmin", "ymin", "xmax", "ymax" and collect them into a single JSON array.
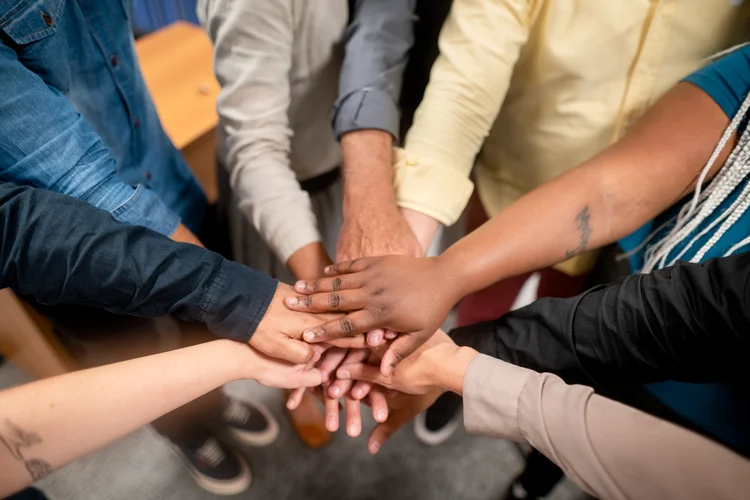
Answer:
[
  {"xmin": 565, "ymin": 206, "xmax": 593, "ymax": 258},
  {"xmin": 1, "ymin": 419, "xmax": 53, "ymax": 481}
]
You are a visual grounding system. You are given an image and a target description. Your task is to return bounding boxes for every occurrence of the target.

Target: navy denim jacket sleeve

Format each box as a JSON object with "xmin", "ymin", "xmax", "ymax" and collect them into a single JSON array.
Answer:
[
  {"xmin": 0, "ymin": 8, "xmax": 180, "ymax": 237},
  {"xmin": 0, "ymin": 182, "xmax": 277, "ymax": 343},
  {"xmin": 333, "ymin": 0, "xmax": 417, "ymax": 140}
]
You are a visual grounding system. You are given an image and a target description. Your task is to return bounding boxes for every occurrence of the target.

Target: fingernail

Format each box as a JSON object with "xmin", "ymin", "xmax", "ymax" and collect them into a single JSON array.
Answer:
[
  {"xmin": 348, "ymin": 424, "xmax": 360, "ymax": 437},
  {"xmin": 296, "ymin": 281, "xmax": 307, "ymax": 291},
  {"xmin": 368, "ymin": 333, "xmax": 383, "ymax": 346},
  {"xmin": 327, "ymin": 417, "xmax": 337, "ymax": 431},
  {"xmin": 337, "ymin": 369, "xmax": 350, "ymax": 379},
  {"xmin": 375, "ymin": 409, "xmax": 386, "ymax": 421},
  {"xmin": 384, "ymin": 364, "xmax": 394, "ymax": 376},
  {"xmin": 303, "ymin": 330, "xmax": 316, "ymax": 342},
  {"xmin": 369, "ymin": 441, "xmax": 381, "ymax": 454},
  {"xmin": 286, "ymin": 297, "xmax": 299, "ymax": 306},
  {"xmin": 324, "ymin": 266, "xmax": 333, "ymax": 273},
  {"xmin": 353, "ymin": 388, "xmax": 363, "ymax": 398},
  {"xmin": 331, "ymin": 386, "xmax": 342, "ymax": 397}
]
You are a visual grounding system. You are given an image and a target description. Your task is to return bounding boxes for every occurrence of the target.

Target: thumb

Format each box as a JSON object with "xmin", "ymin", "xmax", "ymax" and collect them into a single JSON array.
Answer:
[
  {"xmin": 268, "ymin": 335, "xmax": 315, "ymax": 365},
  {"xmin": 380, "ymin": 333, "xmax": 423, "ymax": 376},
  {"xmin": 336, "ymin": 363, "xmax": 386, "ymax": 386},
  {"xmin": 290, "ymin": 368, "xmax": 323, "ymax": 388}
]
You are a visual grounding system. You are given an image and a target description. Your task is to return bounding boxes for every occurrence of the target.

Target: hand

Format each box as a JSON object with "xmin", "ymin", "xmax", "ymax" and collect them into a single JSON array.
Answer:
[
  {"xmin": 336, "ymin": 330, "xmax": 477, "ymax": 396},
  {"xmin": 366, "ymin": 391, "xmax": 442, "ymax": 454},
  {"xmin": 170, "ymin": 223, "xmax": 204, "ymax": 247},
  {"xmin": 227, "ymin": 341, "xmax": 323, "ymax": 389},
  {"xmin": 336, "ymin": 207, "xmax": 422, "ymax": 262},
  {"xmin": 285, "ymin": 256, "xmax": 462, "ymax": 374},
  {"xmin": 250, "ymin": 283, "xmax": 366, "ymax": 364},
  {"xmin": 286, "ymin": 242, "xmax": 333, "ymax": 281}
]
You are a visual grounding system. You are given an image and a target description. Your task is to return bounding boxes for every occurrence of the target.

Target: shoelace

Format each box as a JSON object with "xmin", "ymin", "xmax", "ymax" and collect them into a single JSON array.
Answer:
[
  {"xmin": 195, "ymin": 438, "xmax": 225, "ymax": 468},
  {"xmin": 223, "ymin": 400, "xmax": 251, "ymax": 425}
]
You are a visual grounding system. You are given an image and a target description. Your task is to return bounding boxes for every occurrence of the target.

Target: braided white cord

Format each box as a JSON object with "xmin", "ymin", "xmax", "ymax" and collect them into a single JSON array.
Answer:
[
  {"xmin": 641, "ymin": 91, "xmax": 750, "ymax": 272},
  {"xmin": 649, "ymin": 129, "xmax": 750, "ymax": 268},
  {"xmin": 723, "ymin": 234, "xmax": 750, "ymax": 257},
  {"xmin": 692, "ymin": 182, "xmax": 750, "ymax": 262}
]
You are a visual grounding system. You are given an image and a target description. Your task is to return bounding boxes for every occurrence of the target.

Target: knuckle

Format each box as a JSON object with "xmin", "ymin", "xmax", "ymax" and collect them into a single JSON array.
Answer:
[
  {"xmin": 311, "ymin": 280, "xmax": 320, "ymax": 293},
  {"xmin": 340, "ymin": 317, "xmax": 354, "ymax": 335},
  {"xmin": 303, "ymin": 295, "xmax": 313, "ymax": 308},
  {"xmin": 329, "ymin": 292, "xmax": 341, "ymax": 310},
  {"xmin": 332, "ymin": 277, "xmax": 342, "ymax": 291}
]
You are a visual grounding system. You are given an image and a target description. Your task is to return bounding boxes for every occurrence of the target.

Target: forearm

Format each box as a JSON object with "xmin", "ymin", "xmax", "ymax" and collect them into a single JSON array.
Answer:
[
  {"xmin": 0, "ymin": 340, "xmax": 244, "ymax": 495},
  {"xmin": 462, "ymin": 355, "xmax": 750, "ymax": 500},
  {"xmin": 450, "ymin": 254, "xmax": 750, "ymax": 386},
  {"xmin": 438, "ymin": 82, "xmax": 734, "ymax": 298},
  {"xmin": 0, "ymin": 183, "xmax": 276, "ymax": 343},
  {"xmin": 341, "ymin": 130, "xmax": 396, "ymax": 215},
  {"xmin": 287, "ymin": 242, "xmax": 333, "ymax": 281}
]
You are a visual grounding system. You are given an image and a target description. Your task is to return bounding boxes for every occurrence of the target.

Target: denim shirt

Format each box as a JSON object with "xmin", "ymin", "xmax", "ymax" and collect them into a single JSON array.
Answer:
[{"xmin": 0, "ymin": 0, "xmax": 206, "ymax": 236}]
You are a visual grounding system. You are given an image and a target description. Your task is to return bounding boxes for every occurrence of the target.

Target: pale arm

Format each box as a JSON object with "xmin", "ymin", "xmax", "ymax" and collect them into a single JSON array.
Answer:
[{"xmin": 0, "ymin": 340, "xmax": 321, "ymax": 496}]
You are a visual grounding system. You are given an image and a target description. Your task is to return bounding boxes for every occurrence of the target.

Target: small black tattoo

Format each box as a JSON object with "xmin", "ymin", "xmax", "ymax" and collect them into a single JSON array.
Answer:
[
  {"xmin": 565, "ymin": 206, "xmax": 593, "ymax": 258},
  {"xmin": 1, "ymin": 419, "xmax": 53, "ymax": 481}
]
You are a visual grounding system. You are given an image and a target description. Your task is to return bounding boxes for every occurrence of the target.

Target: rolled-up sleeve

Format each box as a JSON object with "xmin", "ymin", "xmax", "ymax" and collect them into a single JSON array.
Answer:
[
  {"xmin": 463, "ymin": 354, "xmax": 750, "ymax": 500},
  {"xmin": 333, "ymin": 0, "xmax": 417, "ymax": 140},
  {"xmin": 0, "ymin": 182, "xmax": 276, "ymax": 343},
  {"xmin": 0, "ymin": 41, "xmax": 180, "ymax": 236},
  {"xmin": 398, "ymin": 0, "xmax": 533, "ymax": 226},
  {"xmin": 200, "ymin": 0, "xmax": 321, "ymax": 263}
]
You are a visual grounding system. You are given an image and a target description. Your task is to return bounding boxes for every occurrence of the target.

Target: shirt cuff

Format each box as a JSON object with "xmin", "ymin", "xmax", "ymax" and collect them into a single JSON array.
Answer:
[
  {"xmin": 333, "ymin": 88, "xmax": 400, "ymax": 140},
  {"xmin": 463, "ymin": 354, "xmax": 532, "ymax": 442},
  {"xmin": 198, "ymin": 259, "xmax": 278, "ymax": 343},
  {"xmin": 110, "ymin": 184, "xmax": 181, "ymax": 237},
  {"xmin": 393, "ymin": 148, "xmax": 474, "ymax": 226}
]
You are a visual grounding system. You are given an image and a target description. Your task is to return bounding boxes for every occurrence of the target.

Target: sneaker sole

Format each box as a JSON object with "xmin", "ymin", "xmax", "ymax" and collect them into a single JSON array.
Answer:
[
  {"xmin": 413, "ymin": 410, "xmax": 461, "ymax": 446},
  {"xmin": 227, "ymin": 402, "xmax": 280, "ymax": 447},
  {"xmin": 173, "ymin": 446, "xmax": 252, "ymax": 496}
]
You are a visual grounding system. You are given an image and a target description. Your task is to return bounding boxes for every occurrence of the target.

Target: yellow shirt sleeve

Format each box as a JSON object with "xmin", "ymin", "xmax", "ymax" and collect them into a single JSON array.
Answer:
[{"xmin": 397, "ymin": 0, "xmax": 536, "ymax": 226}]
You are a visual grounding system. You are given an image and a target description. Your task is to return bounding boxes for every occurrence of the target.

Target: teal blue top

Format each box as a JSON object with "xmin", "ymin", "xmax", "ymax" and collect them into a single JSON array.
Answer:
[{"xmin": 619, "ymin": 45, "xmax": 750, "ymax": 453}]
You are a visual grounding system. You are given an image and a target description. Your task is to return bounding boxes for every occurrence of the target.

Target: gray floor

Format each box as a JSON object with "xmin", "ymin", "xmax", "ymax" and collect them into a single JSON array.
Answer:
[{"xmin": 1, "ymin": 362, "xmax": 585, "ymax": 500}]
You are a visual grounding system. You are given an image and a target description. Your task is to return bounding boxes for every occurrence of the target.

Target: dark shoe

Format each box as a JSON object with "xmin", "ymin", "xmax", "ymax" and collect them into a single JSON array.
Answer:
[
  {"xmin": 413, "ymin": 391, "xmax": 462, "ymax": 445},
  {"xmin": 175, "ymin": 436, "xmax": 251, "ymax": 495},
  {"xmin": 222, "ymin": 398, "xmax": 279, "ymax": 447}
]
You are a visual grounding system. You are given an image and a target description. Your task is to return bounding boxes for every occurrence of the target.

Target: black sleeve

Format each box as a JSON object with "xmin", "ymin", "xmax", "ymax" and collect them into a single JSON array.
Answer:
[
  {"xmin": 450, "ymin": 254, "xmax": 750, "ymax": 386},
  {"xmin": 0, "ymin": 183, "xmax": 277, "ymax": 343}
]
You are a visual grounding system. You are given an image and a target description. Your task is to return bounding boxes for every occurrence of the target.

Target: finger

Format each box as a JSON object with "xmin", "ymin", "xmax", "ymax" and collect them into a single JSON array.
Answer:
[
  {"xmin": 285, "ymin": 290, "xmax": 366, "ymax": 313},
  {"xmin": 261, "ymin": 334, "xmax": 315, "ymax": 365},
  {"xmin": 324, "ymin": 258, "xmax": 371, "ymax": 276},
  {"xmin": 381, "ymin": 333, "xmax": 427, "ymax": 376},
  {"xmin": 384, "ymin": 329, "xmax": 398, "ymax": 340},
  {"xmin": 368, "ymin": 388, "xmax": 389, "ymax": 423},
  {"xmin": 286, "ymin": 388, "xmax": 305, "ymax": 410},
  {"xmin": 344, "ymin": 396, "xmax": 362, "ymax": 437},
  {"xmin": 293, "ymin": 274, "xmax": 361, "ymax": 295},
  {"xmin": 336, "ymin": 363, "xmax": 387, "ymax": 387},
  {"xmin": 351, "ymin": 380, "xmax": 373, "ymax": 400},
  {"xmin": 317, "ymin": 347, "xmax": 348, "ymax": 383},
  {"xmin": 328, "ymin": 335, "xmax": 370, "ymax": 349},
  {"xmin": 366, "ymin": 329, "xmax": 385, "ymax": 346},
  {"xmin": 324, "ymin": 386, "xmax": 340, "ymax": 432},
  {"xmin": 368, "ymin": 416, "xmax": 407, "ymax": 455},
  {"xmin": 329, "ymin": 348, "xmax": 370, "ymax": 398},
  {"xmin": 302, "ymin": 310, "xmax": 378, "ymax": 342}
]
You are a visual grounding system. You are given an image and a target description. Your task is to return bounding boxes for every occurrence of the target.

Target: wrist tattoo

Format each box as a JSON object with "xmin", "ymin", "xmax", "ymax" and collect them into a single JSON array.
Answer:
[
  {"xmin": 1, "ymin": 419, "xmax": 53, "ymax": 481},
  {"xmin": 565, "ymin": 206, "xmax": 593, "ymax": 258}
]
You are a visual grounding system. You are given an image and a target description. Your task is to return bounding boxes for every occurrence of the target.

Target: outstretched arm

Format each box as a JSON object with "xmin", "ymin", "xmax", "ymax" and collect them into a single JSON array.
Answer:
[{"xmin": 0, "ymin": 340, "xmax": 321, "ymax": 496}]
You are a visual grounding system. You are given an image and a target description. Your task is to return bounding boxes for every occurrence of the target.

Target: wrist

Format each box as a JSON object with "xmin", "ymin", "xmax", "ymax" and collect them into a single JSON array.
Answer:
[
  {"xmin": 218, "ymin": 339, "xmax": 259, "ymax": 382},
  {"xmin": 434, "ymin": 253, "xmax": 469, "ymax": 306},
  {"xmin": 286, "ymin": 242, "xmax": 332, "ymax": 280},
  {"xmin": 436, "ymin": 347, "xmax": 479, "ymax": 396}
]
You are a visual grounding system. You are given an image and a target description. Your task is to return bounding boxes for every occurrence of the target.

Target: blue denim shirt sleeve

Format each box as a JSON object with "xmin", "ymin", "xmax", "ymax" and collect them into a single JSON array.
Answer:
[
  {"xmin": 332, "ymin": 0, "xmax": 417, "ymax": 140},
  {"xmin": 0, "ymin": 182, "xmax": 277, "ymax": 343},
  {"xmin": 0, "ymin": 40, "xmax": 180, "ymax": 236}
]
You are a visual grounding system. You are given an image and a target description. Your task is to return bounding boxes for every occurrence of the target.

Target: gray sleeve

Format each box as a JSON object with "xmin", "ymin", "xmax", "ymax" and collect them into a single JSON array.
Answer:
[{"xmin": 332, "ymin": 0, "xmax": 417, "ymax": 140}]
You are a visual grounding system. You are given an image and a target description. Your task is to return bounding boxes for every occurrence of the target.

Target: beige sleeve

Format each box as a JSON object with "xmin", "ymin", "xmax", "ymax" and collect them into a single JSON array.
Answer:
[
  {"xmin": 463, "ymin": 354, "xmax": 750, "ymax": 500},
  {"xmin": 199, "ymin": 0, "xmax": 320, "ymax": 264},
  {"xmin": 396, "ymin": 0, "xmax": 535, "ymax": 226}
]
